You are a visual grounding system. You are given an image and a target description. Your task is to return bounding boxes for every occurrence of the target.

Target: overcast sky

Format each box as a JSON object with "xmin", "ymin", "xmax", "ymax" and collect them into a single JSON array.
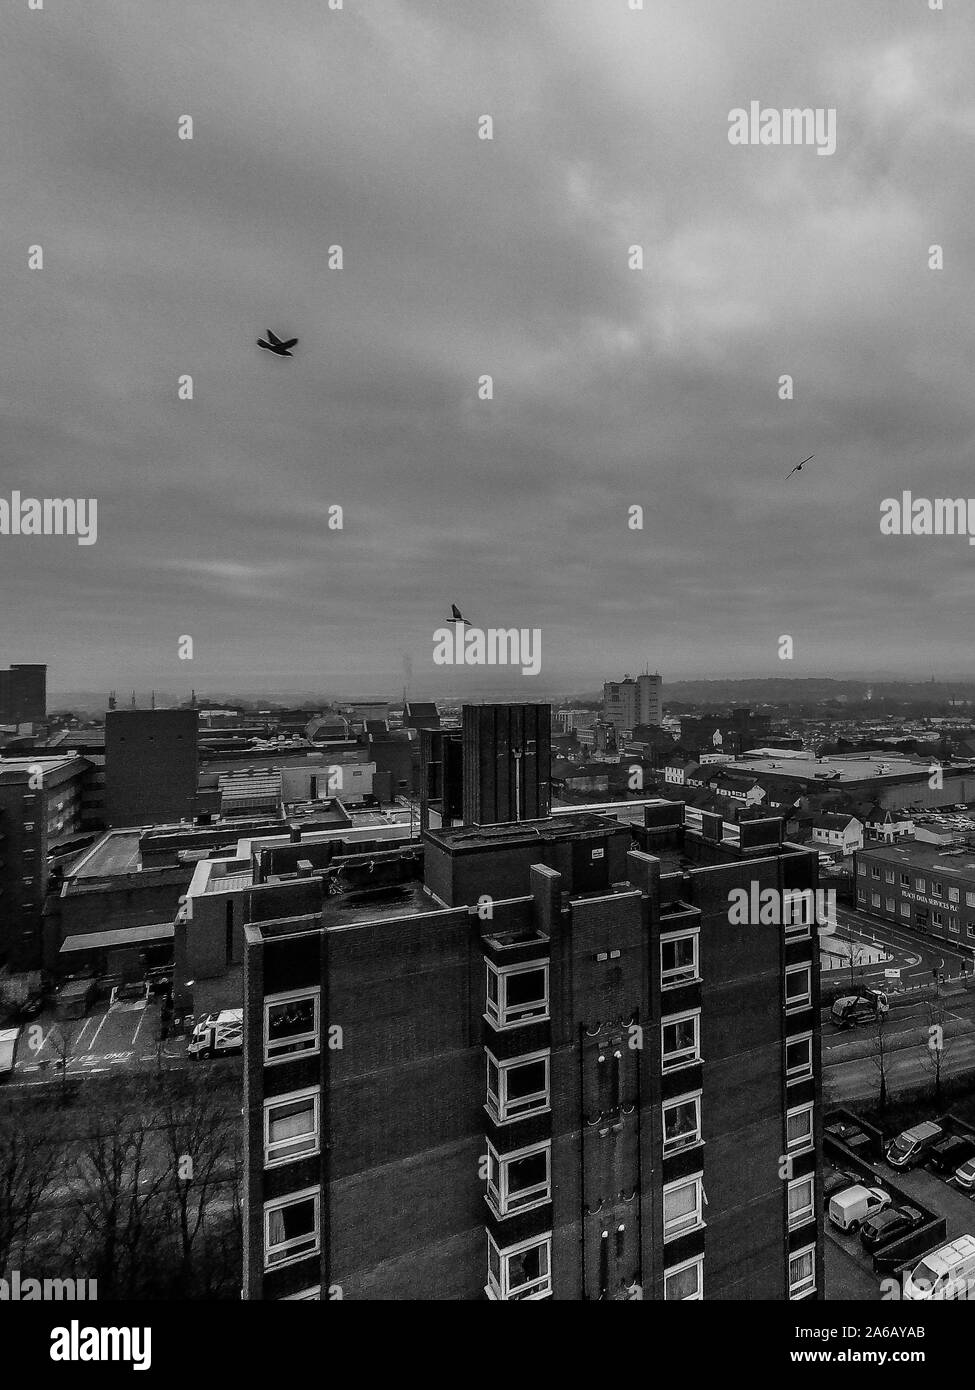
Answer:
[{"xmin": 3, "ymin": 0, "xmax": 974, "ymax": 697}]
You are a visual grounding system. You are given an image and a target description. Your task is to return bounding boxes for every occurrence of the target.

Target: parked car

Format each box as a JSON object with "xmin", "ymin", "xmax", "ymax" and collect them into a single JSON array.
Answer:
[
  {"xmin": 886, "ymin": 1121, "xmax": 943, "ymax": 1170},
  {"xmin": 828, "ymin": 1184, "xmax": 892, "ymax": 1233},
  {"xmin": 109, "ymin": 980, "xmax": 150, "ymax": 1007},
  {"xmin": 904, "ymin": 1235, "xmax": 975, "ymax": 1300},
  {"xmin": 0, "ymin": 1027, "xmax": 21, "ymax": 1081},
  {"xmin": 954, "ymin": 1156, "xmax": 975, "ymax": 1191},
  {"xmin": 859, "ymin": 1205, "xmax": 925, "ymax": 1251},
  {"xmin": 831, "ymin": 989, "xmax": 889, "ymax": 1029},
  {"xmin": 928, "ymin": 1135, "xmax": 975, "ymax": 1175}
]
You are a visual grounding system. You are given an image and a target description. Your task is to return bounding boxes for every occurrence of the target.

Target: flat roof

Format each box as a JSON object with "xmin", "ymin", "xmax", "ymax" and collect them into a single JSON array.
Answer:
[
  {"xmin": 60, "ymin": 922, "xmax": 175, "ymax": 952},
  {"xmin": 68, "ymin": 830, "xmax": 143, "ymax": 878},
  {"xmin": 859, "ymin": 840, "xmax": 975, "ymax": 876},
  {"xmin": 738, "ymin": 754, "xmax": 958, "ymax": 783}
]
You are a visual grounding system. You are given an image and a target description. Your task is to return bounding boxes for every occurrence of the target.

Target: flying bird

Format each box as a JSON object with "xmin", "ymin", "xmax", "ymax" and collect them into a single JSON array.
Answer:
[
  {"xmin": 786, "ymin": 454, "xmax": 814, "ymax": 479},
  {"xmin": 447, "ymin": 603, "xmax": 470, "ymax": 624},
  {"xmin": 257, "ymin": 329, "xmax": 299, "ymax": 357}
]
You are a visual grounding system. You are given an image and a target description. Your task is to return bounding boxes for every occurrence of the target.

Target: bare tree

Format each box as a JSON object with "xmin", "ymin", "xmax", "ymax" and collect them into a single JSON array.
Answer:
[
  {"xmin": 0, "ymin": 1100, "xmax": 60, "ymax": 1272},
  {"xmin": 66, "ymin": 1099, "xmax": 168, "ymax": 1298},
  {"xmin": 921, "ymin": 983, "xmax": 953, "ymax": 1108},
  {"xmin": 157, "ymin": 1072, "xmax": 237, "ymax": 1294},
  {"xmin": 869, "ymin": 1004, "xmax": 892, "ymax": 1114}
]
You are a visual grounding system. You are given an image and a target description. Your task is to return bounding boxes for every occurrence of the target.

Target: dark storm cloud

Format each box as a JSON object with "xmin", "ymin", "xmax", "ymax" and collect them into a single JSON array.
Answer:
[{"xmin": 2, "ymin": 0, "xmax": 973, "ymax": 692}]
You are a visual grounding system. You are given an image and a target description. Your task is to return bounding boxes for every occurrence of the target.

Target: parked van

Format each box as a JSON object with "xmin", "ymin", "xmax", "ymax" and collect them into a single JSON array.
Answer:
[
  {"xmin": 886, "ymin": 1121, "xmax": 943, "ymax": 1170},
  {"xmin": 828, "ymin": 1184, "xmax": 891, "ymax": 1233},
  {"xmin": 831, "ymin": 989, "xmax": 889, "ymax": 1029},
  {"xmin": 187, "ymin": 1009, "xmax": 242, "ymax": 1059},
  {"xmin": 904, "ymin": 1235, "xmax": 975, "ymax": 1300}
]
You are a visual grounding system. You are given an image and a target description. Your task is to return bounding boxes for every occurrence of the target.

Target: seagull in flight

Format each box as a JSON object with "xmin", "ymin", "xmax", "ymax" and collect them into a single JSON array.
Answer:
[
  {"xmin": 257, "ymin": 329, "xmax": 299, "ymax": 358},
  {"xmin": 786, "ymin": 454, "xmax": 814, "ymax": 479},
  {"xmin": 447, "ymin": 603, "xmax": 470, "ymax": 624}
]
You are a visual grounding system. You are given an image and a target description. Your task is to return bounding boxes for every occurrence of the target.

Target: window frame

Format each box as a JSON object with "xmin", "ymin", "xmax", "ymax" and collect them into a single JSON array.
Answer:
[
  {"xmin": 264, "ymin": 987, "xmax": 321, "ymax": 1065},
  {"xmin": 662, "ymin": 1090, "xmax": 703, "ymax": 1155},
  {"xmin": 485, "ymin": 1047, "xmax": 551, "ymax": 1123},
  {"xmin": 664, "ymin": 1254, "xmax": 703, "ymax": 1301},
  {"xmin": 485, "ymin": 958, "xmax": 550, "ymax": 1029},
  {"xmin": 662, "ymin": 1172, "xmax": 706, "ymax": 1242},
  {"xmin": 263, "ymin": 1187, "xmax": 321, "ymax": 1270},
  {"xmin": 263, "ymin": 1086, "xmax": 321, "ymax": 1168},
  {"xmin": 785, "ymin": 1030, "xmax": 813, "ymax": 1083},
  {"xmin": 661, "ymin": 1009, "xmax": 701, "ymax": 1072},
  {"xmin": 788, "ymin": 1174, "xmax": 816, "ymax": 1230},
  {"xmin": 485, "ymin": 1231, "xmax": 553, "ymax": 1301},
  {"xmin": 659, "ymin": 927, "xmax": 700, "ymax": 989},
  {"xmin": 785, "ymin": 963, "xmax": 812, "ymax": 1013},
  {"xmin": 786, "ymin": 1101, "xmax": 815, "ymax": 1155},
  {"xmin": 789, "ymin": 1243, "xmax": 817, "ymax": 1298},
  {"xmin": 485, "ymin": 1138, "xmax": 552, "ymax": 1218}
]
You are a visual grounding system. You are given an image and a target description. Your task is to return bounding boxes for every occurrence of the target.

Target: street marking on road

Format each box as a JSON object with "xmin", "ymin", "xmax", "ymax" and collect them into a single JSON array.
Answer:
[{"xmin": 85, "ymin": 1012, "xmax": 109, "ymax": 1052}]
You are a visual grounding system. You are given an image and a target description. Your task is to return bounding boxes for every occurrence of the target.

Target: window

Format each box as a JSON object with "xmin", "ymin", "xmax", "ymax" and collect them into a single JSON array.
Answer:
[
  {"xmin": 871, "ymin": 893, "xmax": 881, "ymax": 908},
  {"xmin": 886, "ymin": 898, "xmax": 895, "ymax": 913},
  {"xmin": 790, "ymin": 1245, "xmax": 816, "ymax": 1298},
  {"xmin": 264, "ymin": 1189, "xmax": 320, "ymax": 1269},
  {"xmin": 949, "ymin": 888, "xmax": 960, "ymax": 904},
  {"xmin": 783, "ymin": 890, "xmax": 813, "ymax": 938},
  {"xmin": 932, "ymin": 881, "xmax": 943, "ymax": 898},
  {"xmin": 785, "ymin": 964, "xmax": 811, "ymax": 1012},
  {"xmin": 664, "ymin": 1255, "xmax": 703, "ymax": 1301},
  {"xmin": 857, "ymin": 888, "xmax": 867, "ymax": 903},
  {"xmin": 486, "ymin": 1140, "xmax": 551, "ymax": 1217},
  {"xmin": 486, "ymin": 1232, "xmax": 552, "ymax": 1301},
  {"xmin": 663, "ymin": 1174, "xmax": 705, "ymax": 1240},
  {"xmin": 916, "ymin": 878, "xmax": 926, "ymax": 893},
  {"xmin": 884, "ymin": 869, "xmax": 894, "ymax": 884},
  {"xmin": 264, "ymin": 1088, "xmax": 320, "ymax": 1167},
  {"xmin": 857, "ymin": 862, "xmax": 866, "ymax": 876},
  {"xmin": 264, "ymin": 989, "xmax": 320, "ymax": 1063},
  {"xmin": 968, "ymin": 924, "xmax": 975, "ymax": 940},
  {"xmin": 660, "ymin": 930, "xmax": 699, "ymax": 987},
  {"xmin": 871, "ymin": 866, "xmax": 880, "ymax": 879},
  {"xmin": 787, "ymin": 1102, "xmax": 814, "ymax": 1154},
  {"xmin": 485, "ymin": 960, "xmax": 549, "ymax": 1028},
  {"xmin": 902, "ymin": 874, "xmax": 911, "ymax": 888},
  {"xmin": 901, "ymin": 903, "xmax": 911, "ymax": 918},
  {"xmin": 486, "ymin": 1049, "xmax": 550, "ymax": 1123},
  {"xmin": 662, "ymin": 1092, "xmax": 702, "ymax": 1153},
  {"xmin": 788, "ymin": 1176, "xmax": 815, "ymax": 1229},
  {"xmin": 661, "ymin": 1010, "xmax": 701, "ymax": 1070},
  {"xmin": 967, "ymin": 893, "xmax": 975, "ymax": 909},
  {"xmin": 785, "ymin": 1032, "xmax": 813, "ymax": 1083},
  {"xmin": 933, "ymin": 911, "xmax": 943, "ymax": 929}
]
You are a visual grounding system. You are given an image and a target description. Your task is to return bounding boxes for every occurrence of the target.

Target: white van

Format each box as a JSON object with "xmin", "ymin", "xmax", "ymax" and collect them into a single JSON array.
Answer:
[
  {"xmin": 828, "ymin": 1184, "xmax": 891, "ymax": 1233},
  {"xmin": 187, "ymin": 1009, "xmax": 242, "ymax": 1059},
  {"xmin": 904, "ymin": 1235, "xmax": 975, "ymax": 1300}
]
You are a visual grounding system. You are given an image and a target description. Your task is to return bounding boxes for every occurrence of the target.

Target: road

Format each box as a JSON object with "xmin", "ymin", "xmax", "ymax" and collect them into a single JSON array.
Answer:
[
  {"xmin": 823, "ymin": 991, "xmax": 975, "ymax": 1104},
  {"xmin": 824, "ymin": 904, "xmax": 971, "ymax": 993},
  {"xmin": 12, "ymin": 997, "xmax": 188, "ymax": 1084}
]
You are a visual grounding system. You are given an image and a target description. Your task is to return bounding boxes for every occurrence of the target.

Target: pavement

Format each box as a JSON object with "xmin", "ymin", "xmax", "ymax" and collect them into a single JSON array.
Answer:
[{"xmin": 12, "ymin": 997, "xmax": 188, "ymax": 1083}]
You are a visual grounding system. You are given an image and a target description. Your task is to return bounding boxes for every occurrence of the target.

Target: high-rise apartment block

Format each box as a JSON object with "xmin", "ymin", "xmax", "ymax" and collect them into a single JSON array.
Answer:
[
  {"xmin": 239, "ymin": 704, "xmax": 822, "ymax": 1301},
  {"xmin": 603, "ymin": 672, "xmax": 662, "ymax": 732}
]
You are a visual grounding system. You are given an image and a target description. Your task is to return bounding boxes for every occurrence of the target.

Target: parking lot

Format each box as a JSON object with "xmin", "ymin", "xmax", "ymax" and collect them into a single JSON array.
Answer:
[
  {"xmin": 13, "ymin": 996, "xmax": 188, "ymax": 1081},
  {"xmin": 824, "ymin": 1118, "xmax": 975, "ymax": 1298}
]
